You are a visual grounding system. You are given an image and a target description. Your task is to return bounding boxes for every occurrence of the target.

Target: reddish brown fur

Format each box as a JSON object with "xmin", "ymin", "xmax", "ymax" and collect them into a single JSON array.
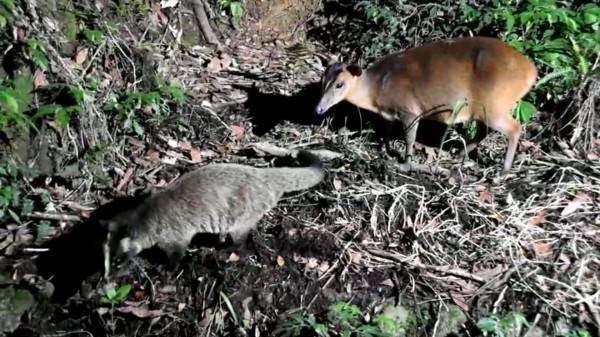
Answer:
[{"xmin": 316, "ymin": 36, "xmax": 538, "ymax": 171}]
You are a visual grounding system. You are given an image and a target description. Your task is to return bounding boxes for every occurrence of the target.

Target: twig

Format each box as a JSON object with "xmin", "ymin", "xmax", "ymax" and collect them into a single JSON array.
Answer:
[
  {"xmin": 368, "ymin": 249, "xmax": 487, "ymax": 283},
  {"xmin": 396, "ymin": 162, "xmax": 451, "ymax": 176},
  {"xmin": 27, "ymin": 212, "xmax": 81, "ymax": 222}
]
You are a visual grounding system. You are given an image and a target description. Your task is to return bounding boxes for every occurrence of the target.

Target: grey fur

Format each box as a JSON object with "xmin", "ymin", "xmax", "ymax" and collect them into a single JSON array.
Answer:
[{"xmin": 101, "ymin": 152, "xmax": 324, "ymax": 273}]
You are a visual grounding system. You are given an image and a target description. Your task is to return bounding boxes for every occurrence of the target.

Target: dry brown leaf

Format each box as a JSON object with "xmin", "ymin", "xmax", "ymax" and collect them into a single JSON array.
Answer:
[
  {"xmin": 424, "ymin": 147, "xmax": 437, "ymax": 161},
  {"xmin": 229, "ymin": 125, "xmax": 245, "ymax": 141},
  {"xmin": 206, "ymin": 57, "xmax": 223, "ymax": 73},
  {"xmin": 116, "ymin": 303, "xmax": 164, "ymax": 318},
  {"xmin": 380, "ymin": 279, "xmax": 394, "ymax": 287},
  {"xmin": 33, "ymin": 69, "xmax": 47, "ymax": 89},
  {"xmin": 74, "ymin": 48, "xmax": 89, "ymax": 66},
  {"xmin": 116, "ymin": 167, "xmax": 134, "ymax": 192},
  {"xmin": 276, "ymin": 255, "xmax": 285, "ymax": 267},
  {"xmin": 333, "ymin": 178, "xmax": 342, "ymax": 191},
  {"xmin": 527, "ymin": 211, "xmax": 546, "ymax": 226},
  {"xmin": 219, "ymin": 53, "xmax": 233, "ymax": 69},
  {"xmin": 527, "ymin": 241, "xmax": 554, "ymax": 258},
  {"xmin": 450, "ymin": 291, "xmax": 470, "ymax": 312},
  {"xmin": 477, "ymin": 189, "xmax": 493, "ymax": 203},
  {"xmin": 227, "ymin": 252, "xmax": 240, "ymax": 263},
  {"xmin": 145, "ymin": 148, "xmax": 161, "ymax": 163},
  {"xmin": 350, "ymin": 251, "xmax": 362, "ymax": 264},
  {"xmin": 178, "ymin": 140, "xmax": 192, "ymax": 151},
  {"xmin": 151, "ymin": 1, "xmax": 169, "ymax": 26},
  {"xmin": 189, "ymin": 147, "xmax": 202, "ymax": 162},
  {"xmin": 305, "ymin": 257, "xmax": 318, "ymax": 269},
  {"xmin": 561, "ymin": 192, "xmax": 591, "ymax": 216},
  {"xmin": 177, "ymin": 303, "xmax": 186, "ymax": 312},
  {"xmin": 318, "ymin": 261, "xmax": 329, "ymax": 274}
]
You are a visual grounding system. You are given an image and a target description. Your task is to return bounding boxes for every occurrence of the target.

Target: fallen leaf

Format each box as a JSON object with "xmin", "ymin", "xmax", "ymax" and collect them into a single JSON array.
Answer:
[
  {"xmin": 116, "ymin": 304, "xmax": 164, "ymax": 318},
  {"xmin": 178, "ymin": 140, "xmax": 192, "ymax": 151},
  {"xmin": 276, "ymin": 255, "xmax": 285, "ymax": 267},
  {"xmin": 424, "ymin": 147, "xmax": 437, "ymax": 161},
  {"xmin": 116, "ymin": 167, "xmax": 134, "ymax": 192},
  {"xmin": 74, "ymin": 47, "xmax": 89, "ymax": 66},
  {"xmin": 189, "ymin": 147, "xmax": 202, "ymax": 162},
  {"xmin": 151, "ymin": 2, "xmax": 169, "ymax": 26},
  {"xmin": 167, "ymin": 138, "xmax": 179, "ymax": 148},
  {"xmin": 145, "ymin": 148, "xmax": 161, "ymax": 163},
  {"xmin": 227, "ymin": 252, "xmax": 240, "ymax": 263},
  {"xmin": 450, "ymin": 291, "xmax": 470, "ymax": 312},
  {"xmin": 161, "ymin": 0, "xmax": 179, "ymax": 8},
  {"xmin": 305, "ymin": 257, "xmax": 318, "ymax": 269},
  {"xmin": 477, "ymin": 189, "xmax": 493, "ymax": 203},
  {"xmin": 219, "ymin": 53, "xmax": 233, "ymax": 69},
  {"xmin": 561, "ymin": 192, "xmax": 591, "ymax": 217},
  {"xmin": 33, "ymin": 69, "xmax": 46, "ymax": 89},
  {"xmin": 350, "ymin": 251, "xmax": 362, "ymax": 264},
  {"xmin": 133, "ymin": 289, "xmax": 145, "ymax": 300},
  {"xmin": 229, "ymin": 125, "xmax": 245, "ymax": 141},
  {"xmin": 206, "ymin": 57, "xmax": 223, "ymax": 73},
  {"xmin": 380, "ymin": 279, "xmax": 394, "ymax": 287},
  {"xmin": 178, "ymin": 303, "xmax": 186, "ymax": 312},
  {"xmin": 527, "ymin": 241, "xmax": 554, "ymax": 259},
  {"xmin": 333, "ymin": 178, "xmax": 342, "ymax": 191},
  {"xmin": 318, "ymin": 261, "xmax": 329, "ymax": 273},
  {"xmin": 527, "ymin": 211, "xmax": 546, "ymax": 226}
]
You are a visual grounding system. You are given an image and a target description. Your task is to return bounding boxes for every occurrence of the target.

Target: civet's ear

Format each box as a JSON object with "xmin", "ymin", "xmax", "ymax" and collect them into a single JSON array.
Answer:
[{"xmin": 346, "ymin": 64, "xmax": 363, "ymax": 77}]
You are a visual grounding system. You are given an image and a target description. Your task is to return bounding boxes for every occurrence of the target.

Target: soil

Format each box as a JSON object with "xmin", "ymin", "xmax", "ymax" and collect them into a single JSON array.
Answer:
[{"xmin": 0, "ymin": 1, "xmax": 599, "ymax": 337}]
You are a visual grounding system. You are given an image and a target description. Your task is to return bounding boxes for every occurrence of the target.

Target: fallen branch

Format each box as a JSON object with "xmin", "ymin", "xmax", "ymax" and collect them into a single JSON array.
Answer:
[
  {"xmin": 189, "ymin": 0, "xmax": 220, "ymax": 46},
  {"xmin": 248, "ymin": 142, "xmax": 344, "ymax": 162},
  {"xmin": 27, "ymin": 212, "xmax": 81, "ymax": 222}
]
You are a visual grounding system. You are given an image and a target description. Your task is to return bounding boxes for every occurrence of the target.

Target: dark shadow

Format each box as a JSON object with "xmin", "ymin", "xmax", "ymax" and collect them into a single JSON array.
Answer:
[
  {"xmin": 34, "ymin": 193, "xmax": 152, "ymax": 302},
  {"xmin": 34, "ymin": 191, "xmax": 250, "ymax": 302},
  {"xmin": 242, "ymin": 82, "xmax": 466, "ymax": 152}
]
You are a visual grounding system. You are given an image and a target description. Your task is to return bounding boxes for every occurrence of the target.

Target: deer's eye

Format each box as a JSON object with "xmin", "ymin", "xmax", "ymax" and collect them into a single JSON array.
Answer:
[{"xmin": 335, "ymin": 82, "xmax": 344, "ymax": 89}]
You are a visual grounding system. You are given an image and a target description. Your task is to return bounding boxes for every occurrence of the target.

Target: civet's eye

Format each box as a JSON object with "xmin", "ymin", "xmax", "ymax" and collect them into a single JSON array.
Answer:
[{"xmin": 335, "ymin": 82, "xmax": 344, "ymax": 89}]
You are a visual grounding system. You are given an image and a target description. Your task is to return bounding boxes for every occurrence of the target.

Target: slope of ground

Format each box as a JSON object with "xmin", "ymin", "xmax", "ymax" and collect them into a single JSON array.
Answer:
[{"xmin": 0, "ymin": 1, "xmax": 598, "ymax": 337}]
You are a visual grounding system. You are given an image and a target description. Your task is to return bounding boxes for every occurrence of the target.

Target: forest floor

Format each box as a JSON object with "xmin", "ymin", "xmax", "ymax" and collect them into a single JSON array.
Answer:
[{"xmin": 1, "ymin": 1, "xmax": 599, "ymax": 337}]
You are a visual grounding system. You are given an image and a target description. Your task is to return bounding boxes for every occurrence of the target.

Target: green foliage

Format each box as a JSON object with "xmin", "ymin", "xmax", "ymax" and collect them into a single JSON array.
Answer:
[
  {"xmin": 513, "ymin": 100, "xmax": 537, "ymax": 124},
  {"xmin": 566, "ymin": 329, "xmax": 592, "ymax": 337},
  {"xmin": 26, "ymin": 40, "xmax": 49, "ymax": 71},
  {"xmin": 277, "ymin": 302, "xmax": 405, "ymax": 337},
  {"xmin": 220, "ymin": 0, "xmax": 243, "ymax": 27},
  {"xmin": 0, "ymin": 162, "xmax": 39, "ymax": 224},
  {"xmin": 0, "ymin": 72, "xmax": 35, "ymax": 131},
  {"xmin": 83, "ymin": 29, "xmax": 103, "ymax": 45},
  {"xmin": 477, "ymin": 312, "xmax": 529, "ymax": 337},
  {"xmin": 101, "ymin": 284, "xmax": 131, "ymax": 305},
  {"xmin": 460, "ymin": 0, "xmax": 600, "ymax": 104},
  {"xmin": 103, "ymin": 79, "xmax": 186, "ymax": 136},
  {"xmin": 0, "ymin": 0, "xmax": 14, "ymax": 30}
]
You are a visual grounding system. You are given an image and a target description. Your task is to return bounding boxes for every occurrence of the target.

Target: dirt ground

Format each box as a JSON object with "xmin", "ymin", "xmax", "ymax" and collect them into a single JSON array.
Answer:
[{"xmin": 1, "ymin": 1, "xmax": 599, "ymax": 337}]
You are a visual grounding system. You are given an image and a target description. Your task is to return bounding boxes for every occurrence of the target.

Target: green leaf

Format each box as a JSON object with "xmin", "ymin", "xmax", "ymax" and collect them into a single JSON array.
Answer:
[
  {"xmin": 114, "ymin": 284, "xmax": 132, "ymax": 301},
  {"xmin": 477, "ymin": 317, "xmax": 498, "ymax": 333},
  {"xmin": 0, "ymin": 90, "xmax": 19, "ymax": 114},
  {"xmin": 229, "ymin": 1, "xmax": 242, "ymax": 18},
  {"xmin": 514, "ymin": 100, "xmax": 537, "ymax": 124},
  {"xmin": 84, "ymin": 29, "xmax": 103, "ymax": 44},
  {"xmin": 54, "ymin": 107, "xmax": 70, "ymax": 128},
  {"xmin": 106, "ymin": 288, "xmax": 117, "ymax": 299}
]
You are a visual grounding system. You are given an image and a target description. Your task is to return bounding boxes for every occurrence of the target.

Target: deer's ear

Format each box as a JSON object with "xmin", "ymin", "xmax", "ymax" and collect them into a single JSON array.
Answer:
[{"xmin": 346, "ymin": 64, "xmax": 363, "ymax": 77}]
